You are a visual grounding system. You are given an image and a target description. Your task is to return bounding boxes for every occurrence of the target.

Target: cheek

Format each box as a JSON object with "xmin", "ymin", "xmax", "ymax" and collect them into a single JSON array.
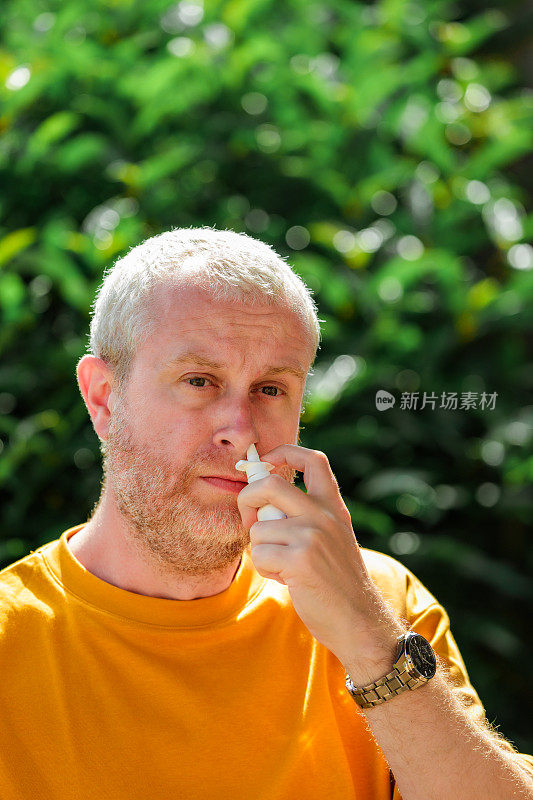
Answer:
[{"xmin": 151, "ymin": 416, "xmax": 205, "ymax": 460}]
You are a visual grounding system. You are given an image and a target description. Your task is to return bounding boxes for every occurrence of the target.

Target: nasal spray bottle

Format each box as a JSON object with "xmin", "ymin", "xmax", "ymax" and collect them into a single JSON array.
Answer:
[{"xmin": 235, "ymin": 444, "xmax": 287, "ymax": 521}]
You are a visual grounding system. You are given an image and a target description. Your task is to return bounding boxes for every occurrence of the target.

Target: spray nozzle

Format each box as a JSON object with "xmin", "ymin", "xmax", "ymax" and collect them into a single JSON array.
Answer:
[
  {"xmin": 235, "ymin": 444, "xmax": 286, "ymax": 521},
  {"xmin": 235, "ymin": 443, "xmax": 276, "ymax": 482}
]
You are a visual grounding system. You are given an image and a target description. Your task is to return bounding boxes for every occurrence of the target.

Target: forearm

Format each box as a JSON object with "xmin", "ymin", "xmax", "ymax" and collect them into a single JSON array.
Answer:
[{"xmin": 342, "ymin": 637, "xmax": 533, "ymax": 800}]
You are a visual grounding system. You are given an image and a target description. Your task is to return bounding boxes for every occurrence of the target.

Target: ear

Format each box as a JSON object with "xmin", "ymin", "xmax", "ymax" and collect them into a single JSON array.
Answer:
[{"xmin": 76, "ymin": 355, "xmax": 117, "ymax": 440}]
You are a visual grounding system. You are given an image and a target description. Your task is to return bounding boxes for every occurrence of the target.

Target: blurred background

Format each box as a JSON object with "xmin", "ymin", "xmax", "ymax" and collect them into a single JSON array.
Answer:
[{"xmin": 1, "ymin": 0, "xmax": 532, "ymax": 753}]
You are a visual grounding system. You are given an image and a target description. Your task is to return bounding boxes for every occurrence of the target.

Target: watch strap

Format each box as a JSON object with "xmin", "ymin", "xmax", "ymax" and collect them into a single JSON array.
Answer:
[{"xmin": 346, "ymin": 662, "xmax": 426, "ymax": 709}]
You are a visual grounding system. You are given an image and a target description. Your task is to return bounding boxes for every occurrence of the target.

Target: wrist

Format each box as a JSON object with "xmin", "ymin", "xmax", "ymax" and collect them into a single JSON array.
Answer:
[
  {"xmin": 340, "ymin": 623, "xmax": 406, "ymax": 686},
  {"xmin": 345, "ymin": 630, "xmax": 439, "ymax": 711}
]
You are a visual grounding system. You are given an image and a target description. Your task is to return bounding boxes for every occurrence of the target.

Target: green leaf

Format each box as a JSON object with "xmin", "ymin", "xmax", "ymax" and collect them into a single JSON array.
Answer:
[
  {"xmin": 0, "ymin": 228, "xmax": 36, "ymax": 269},
  {"xmin": 26, "ymin": 111, "xmax": 81, "ymax": 161},
  {"xmin": 0, "ymin": 273, "xmax": 25, "ymax": 322}
]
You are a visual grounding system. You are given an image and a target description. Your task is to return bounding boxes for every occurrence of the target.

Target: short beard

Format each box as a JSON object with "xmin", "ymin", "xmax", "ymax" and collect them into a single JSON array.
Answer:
[{"xmin": 98, "ymin": 399, "xmax": 297, "ymax": 578}]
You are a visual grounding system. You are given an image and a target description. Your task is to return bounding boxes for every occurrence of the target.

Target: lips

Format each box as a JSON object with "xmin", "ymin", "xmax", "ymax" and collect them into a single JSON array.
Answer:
[
  {"xmin": 200, "ymin": 476, "xmax": 247, "ymax": 494},
  {"xmin": 202, "ymin": 475, "xmax": 247, "ymax": 483}
]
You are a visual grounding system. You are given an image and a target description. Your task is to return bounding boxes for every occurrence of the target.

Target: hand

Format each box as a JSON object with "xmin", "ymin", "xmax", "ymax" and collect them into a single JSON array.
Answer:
[{"xmin": 236, "ymin": 444, "xmax": 403, "ymax": 668}]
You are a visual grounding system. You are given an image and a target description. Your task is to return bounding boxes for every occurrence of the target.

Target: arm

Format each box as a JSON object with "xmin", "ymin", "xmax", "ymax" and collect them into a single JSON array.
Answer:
[
  {"xmin": 237, "ymin": 444, "xmax": 533, "ymax": 800},
  {"xmin": 340, "ymin": 571, "xmax": 533, "ymax": 800}
]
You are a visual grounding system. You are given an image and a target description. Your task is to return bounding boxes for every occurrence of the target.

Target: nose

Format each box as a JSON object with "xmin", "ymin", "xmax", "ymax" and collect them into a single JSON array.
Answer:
[{"xmin": 211, "ymin": 394, "xmax": 260, "ymax": 455}]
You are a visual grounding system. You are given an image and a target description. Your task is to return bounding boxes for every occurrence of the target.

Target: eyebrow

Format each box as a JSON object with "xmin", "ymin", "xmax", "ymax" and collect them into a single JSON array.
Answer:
[{"xmin": 162, "ymin": 352, "xmax": 307, "ymax": 380}]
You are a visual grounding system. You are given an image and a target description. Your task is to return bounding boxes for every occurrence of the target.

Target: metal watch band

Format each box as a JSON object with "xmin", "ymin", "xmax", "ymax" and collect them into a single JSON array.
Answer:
[{"xmin": 346, "ymin": 664, "xmax": 427, "ymax": 709}]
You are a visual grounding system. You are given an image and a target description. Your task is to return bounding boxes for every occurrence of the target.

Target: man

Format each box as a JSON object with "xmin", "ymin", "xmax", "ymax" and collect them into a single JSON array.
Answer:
[{"xmin": 0, "ymin": 227, "xmax": 531, "ymax": 800}]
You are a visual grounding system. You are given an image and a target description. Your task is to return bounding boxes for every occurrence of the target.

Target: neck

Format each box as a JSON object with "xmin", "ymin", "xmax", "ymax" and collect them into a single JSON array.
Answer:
[{"xmin": 67, "ymin": 491, "xmax": 244, "ymax": 601}]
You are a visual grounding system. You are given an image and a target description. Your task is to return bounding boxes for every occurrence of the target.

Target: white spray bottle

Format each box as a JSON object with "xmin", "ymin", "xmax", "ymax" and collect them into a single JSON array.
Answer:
[{"xmin": 235, "ymin": 444, "xmax": 287, "ymax": 521}]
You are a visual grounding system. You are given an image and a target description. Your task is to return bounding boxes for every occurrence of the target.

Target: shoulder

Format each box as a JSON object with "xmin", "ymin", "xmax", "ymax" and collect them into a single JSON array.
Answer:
[
  {"xmin": 360, "ymin": 547, "xmax": 443, "ymax": 623},
  {"xmin": 360, "ymin": 546, "xmax": 411, "ymax": 585},
  {"xmin": 0, "ymin": 546, "xmax": 56, "ymax": 630},
  {"xmin": 360, "ymin": 547, "xmax": 412, "ymax": 617}
]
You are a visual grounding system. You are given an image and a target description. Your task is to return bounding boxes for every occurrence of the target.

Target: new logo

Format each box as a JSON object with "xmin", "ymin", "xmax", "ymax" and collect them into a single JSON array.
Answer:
[{"xmin": 375, "ymin": 390, "xmax": 396, "ymax": 410}]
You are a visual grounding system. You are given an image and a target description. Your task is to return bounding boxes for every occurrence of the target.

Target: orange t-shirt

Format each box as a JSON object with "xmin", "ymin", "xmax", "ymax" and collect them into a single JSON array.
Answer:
[{"xmin": 0, "ymin": 524, "xmax": 531, "ymax": 800}]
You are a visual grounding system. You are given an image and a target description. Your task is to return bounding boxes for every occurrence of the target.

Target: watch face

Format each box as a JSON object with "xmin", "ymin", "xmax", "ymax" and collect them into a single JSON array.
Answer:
[{"xmin": 407, "ymin": 634, "xmax": 437, "ymax": 678}]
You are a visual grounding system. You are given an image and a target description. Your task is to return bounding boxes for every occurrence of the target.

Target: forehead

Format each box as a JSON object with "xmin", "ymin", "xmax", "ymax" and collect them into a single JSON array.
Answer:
[{"xmin": 138, "ymin": 283, "xmax": 314, "ymax": 369}]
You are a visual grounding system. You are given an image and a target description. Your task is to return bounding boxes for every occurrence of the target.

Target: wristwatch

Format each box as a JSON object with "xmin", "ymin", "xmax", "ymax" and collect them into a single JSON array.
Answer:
[{"xmin": 345, "ymin": 631, "xmax": 437, "ymax": 709}]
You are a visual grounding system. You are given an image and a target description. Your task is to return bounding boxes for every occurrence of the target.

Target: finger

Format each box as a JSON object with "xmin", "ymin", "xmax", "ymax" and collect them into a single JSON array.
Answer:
[
  {"xmin": 259, "ymin": 445, "xmax": 342, "ymax": 506},
  {"xmin": 250, "ymin": 543, "xmax": 290, "ymax": 579},
  {"xmin": 249, "ymin": 517, "xmax": 304, "ymax": 549},
  {"xmin": 237, "ymin": 473, "xmax": 313, "ymax": 531}
]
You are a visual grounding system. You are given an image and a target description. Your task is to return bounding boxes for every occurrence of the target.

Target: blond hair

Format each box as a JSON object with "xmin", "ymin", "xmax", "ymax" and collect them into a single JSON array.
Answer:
[{"xmin": 88, "ymin": 226, "xmax": 322, "ymax": 390}]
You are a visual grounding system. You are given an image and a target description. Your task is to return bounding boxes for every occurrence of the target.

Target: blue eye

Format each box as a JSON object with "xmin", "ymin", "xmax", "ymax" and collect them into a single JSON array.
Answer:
[
  {"xmin": 261, "ymin": 385, "xmax": 283, "ymax": 397},
  {"xmin": 185, "ymin": 377, "xmax": 284, "ymax": 396},
  {"xmin": 187, "ymin": 377, "xmax": 212, "ymax": 388}
]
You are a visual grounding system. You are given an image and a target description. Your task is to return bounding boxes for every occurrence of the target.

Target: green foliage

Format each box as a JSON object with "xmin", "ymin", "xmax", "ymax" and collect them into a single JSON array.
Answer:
[{"xmin": 0, "ymin": 0, "xmax": 532, "ymax": 752}]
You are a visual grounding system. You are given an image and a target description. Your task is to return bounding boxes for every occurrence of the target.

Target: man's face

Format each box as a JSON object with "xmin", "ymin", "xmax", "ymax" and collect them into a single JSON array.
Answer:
[{"xmin": 102, "ymin": 283, "xmax": 314, "ymax": 577}]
